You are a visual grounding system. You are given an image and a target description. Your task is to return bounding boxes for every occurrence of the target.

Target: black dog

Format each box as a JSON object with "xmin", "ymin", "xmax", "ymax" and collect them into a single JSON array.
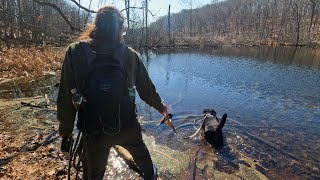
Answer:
[{"xmin": 201, "ymin": 109, "xmax": 227, "ymax": 148}]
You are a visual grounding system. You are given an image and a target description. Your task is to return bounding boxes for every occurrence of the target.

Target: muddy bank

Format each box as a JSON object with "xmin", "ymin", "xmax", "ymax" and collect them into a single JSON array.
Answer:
[{"xmin": 0, "ymin": 73, "xmax": 59, "ymax": 99}]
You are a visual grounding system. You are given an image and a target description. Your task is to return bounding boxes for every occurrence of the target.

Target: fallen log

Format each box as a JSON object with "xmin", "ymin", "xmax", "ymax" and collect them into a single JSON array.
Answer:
[{"xmin": 21, "ymin": 101, "xmax": 48, "ymax": 108}]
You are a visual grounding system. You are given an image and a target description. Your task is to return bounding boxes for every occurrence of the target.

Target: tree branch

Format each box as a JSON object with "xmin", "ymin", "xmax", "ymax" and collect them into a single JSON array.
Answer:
[
  {"xmin": 120, "ymin": 6, "xmax": 159, "ymax": 17},
  {"xmin": 149, "ymin": 36, "xmax": 164, "ymax": 49},
  {"xmin": 120, "ymin": 6, "xmax": 144, "ymax": 12},
  {"xmin": 70, "ymin": 0, "xmax": 96, "ymax": 13},
  {"xmin": 84, "ymin": 0, "xmax": 93, "ymax": 25},
  {"xmin": 33, "ymin": 0, "xmax": 81, "ymax": 32}
]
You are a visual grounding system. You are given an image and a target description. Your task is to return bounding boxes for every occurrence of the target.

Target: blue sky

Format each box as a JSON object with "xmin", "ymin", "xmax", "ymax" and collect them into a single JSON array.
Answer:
[{"xmin": 81, "ymin": 0, "xmax": 213, "ymax": 21}]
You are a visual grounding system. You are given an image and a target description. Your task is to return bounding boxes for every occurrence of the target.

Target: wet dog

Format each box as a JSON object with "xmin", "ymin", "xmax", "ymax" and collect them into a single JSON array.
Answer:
[{"xmin": 201, "ymin": 109, "xmax": 227, "ymax": 148}]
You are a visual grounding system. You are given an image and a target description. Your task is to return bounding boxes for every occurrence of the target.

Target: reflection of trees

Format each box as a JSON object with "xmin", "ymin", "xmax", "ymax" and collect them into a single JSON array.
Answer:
[
  {"xmin": 182, "ymin": 47, "xmax": 320, "ymax": 67},
  {"xmin": 183, "ymin": 53, "xmax": 192, "ymax": 93},
  {"xmin": 289, "ymin": 47, "xmax": 298, "ymax": 64},
  {"xmin": 165, "ymin": 51, "xmax": 172, "ymax": 85}
]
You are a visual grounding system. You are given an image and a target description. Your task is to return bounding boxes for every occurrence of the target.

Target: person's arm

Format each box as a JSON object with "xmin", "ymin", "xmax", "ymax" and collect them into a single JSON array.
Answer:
[
  {"xmin": 133, "ymin": 52, "xmax": 166, "ymax": 115},
  {"xmin": 57, "ymin": 45, "xmax": 77, "ymax": 137}
]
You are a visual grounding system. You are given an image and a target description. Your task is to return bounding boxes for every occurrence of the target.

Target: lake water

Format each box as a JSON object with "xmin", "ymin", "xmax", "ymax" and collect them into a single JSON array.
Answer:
[{"xmin": 136, "ymin": 46, "xmax": 320, "ymax": 179}]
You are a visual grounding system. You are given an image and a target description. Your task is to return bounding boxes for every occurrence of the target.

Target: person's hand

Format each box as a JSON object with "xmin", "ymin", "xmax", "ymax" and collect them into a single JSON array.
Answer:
[
  {"xmin": 157, "ymin": 113, "xmax": 177, "ymax": 134},
  {"xmin": 60, "ymin": 134, "xmax": 73, "ymax": 158},
  {"xmin": 161, "ymin": 104, "xmax": 168, "ymax": 116}
]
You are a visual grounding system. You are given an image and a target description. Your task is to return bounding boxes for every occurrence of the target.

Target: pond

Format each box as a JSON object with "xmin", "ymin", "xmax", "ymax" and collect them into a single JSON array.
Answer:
[{"xmin": 136, "ymin": 46, "xmax": 320, "ymax": 179}]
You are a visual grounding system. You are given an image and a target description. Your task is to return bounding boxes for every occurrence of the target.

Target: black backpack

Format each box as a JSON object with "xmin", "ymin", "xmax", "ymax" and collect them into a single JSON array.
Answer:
[{"xmin": 76, "ymin": 41, "xmax": 133, "ymax": 135}]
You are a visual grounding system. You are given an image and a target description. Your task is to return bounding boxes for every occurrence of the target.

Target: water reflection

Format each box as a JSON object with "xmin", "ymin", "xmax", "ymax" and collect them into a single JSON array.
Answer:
[
  {"xmin": 156, "ymin": 46, "xmax": 320, "ymax": 68},
  {"xmin": 165, "ymin": 53, "xmax": 172, "ymax": 85}
]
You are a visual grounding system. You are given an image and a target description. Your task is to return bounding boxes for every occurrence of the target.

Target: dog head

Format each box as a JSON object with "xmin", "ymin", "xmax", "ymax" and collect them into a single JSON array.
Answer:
[{"xmin": 203, "ymin": 108, "xmax": 216, "ymax": 117}]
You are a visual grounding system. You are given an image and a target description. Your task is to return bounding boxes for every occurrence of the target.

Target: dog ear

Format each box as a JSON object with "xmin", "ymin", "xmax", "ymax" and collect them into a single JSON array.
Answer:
[
  {"xmin": 210, "ymin": 109, "xmax": 216, "ymax": 116},
  {"xmin": 218, "ymin": 113, "xmax": 227, "ymax": 129},
  {"xmin": 203, "ymin": 109, "xmax": 209, "ymax": 114}
]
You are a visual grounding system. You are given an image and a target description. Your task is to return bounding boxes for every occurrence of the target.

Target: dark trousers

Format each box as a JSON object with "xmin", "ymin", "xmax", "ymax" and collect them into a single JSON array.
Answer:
[{"xmin": 81, "ymin": 122, "xmax": 154, "ymax": 180}]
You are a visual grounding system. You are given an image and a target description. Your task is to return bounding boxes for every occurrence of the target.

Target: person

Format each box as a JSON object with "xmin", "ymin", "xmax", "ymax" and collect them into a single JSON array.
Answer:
[{"xmin": 57, "ymin": 5, "xmax": 167, "ymax": 180}]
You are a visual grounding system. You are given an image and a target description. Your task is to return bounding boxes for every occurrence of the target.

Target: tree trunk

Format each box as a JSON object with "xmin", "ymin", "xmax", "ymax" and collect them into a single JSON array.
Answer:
[
  {"xmin": 17, "ymin": 0, "xmax": 24, "ymax": 44},
  {"xmin": 125, "ymin": 0, "xmax": 130, "ymax": 31},
  {"xmin": 189, "ymin": 8, "xmax": 192, "ymax": 37},
  {"xmin": 168, "ymin": 4, "xmax": 171, "ymax": 46},
  {"xmin": 309, "ymin": 0, "xmax": 319, "ymax": 34},
  {"xmin": 145, "ymin": 0, "xmax": 148, "ymax": 47}
]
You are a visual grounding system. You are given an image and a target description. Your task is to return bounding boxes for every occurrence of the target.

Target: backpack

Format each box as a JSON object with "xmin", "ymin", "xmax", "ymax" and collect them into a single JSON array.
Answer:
[{"xmin": 76, "ymin": 41, "xmax": 133, "ymax": 135}]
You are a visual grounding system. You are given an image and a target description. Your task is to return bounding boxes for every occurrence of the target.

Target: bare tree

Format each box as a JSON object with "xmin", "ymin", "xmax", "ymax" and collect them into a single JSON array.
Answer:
[
  {"xmin": 2, "ymin": 0, "xmax": 320, "ymax": 49},
  {"xmin": 309, "ymin": 0, "xmax": 320, "ymax": 34},
  {"xmin": 180, "ymin": 0, "xmax": 194, "ymax": 36},
  {"xmin": 290, "ymin": 0, "xmax": 308, "ymax": 45},
  {"xmin": 145, "ymin": 0, "xmax": 148, "ymax": 47},
  {"xmin": 0, "ymin": 0, "xmax": 93, "ymax": 49},
  {"xmin": 148, "ymin": 0, "xmax": 320, "ymax": 46},
  {"xmin": 168, "ymin": 4, "xmax": 171, "ymax": 46},
  {"xmin": 124, "ymin": 0, "xmax": 130, "ymax": 31}
]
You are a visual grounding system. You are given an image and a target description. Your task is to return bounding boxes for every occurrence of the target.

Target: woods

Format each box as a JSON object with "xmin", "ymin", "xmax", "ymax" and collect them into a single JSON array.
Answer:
[
  {"xmin": 1, "ymin": 0, "xmax": 320, "ymax": 79},
  {"xmin": 0, "ymin": 0, "xmax": 90, "ymax": 50},
  {"xmin": 1, "ymin": 0, "xmax": 320, "ymax": 51},
  {"xmin": 150, "ymin": 0, "xmax": 320, "ymax": 47}
]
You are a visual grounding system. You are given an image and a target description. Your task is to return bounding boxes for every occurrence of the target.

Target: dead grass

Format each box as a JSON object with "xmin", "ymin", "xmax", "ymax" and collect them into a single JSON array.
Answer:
[{"xmin": 0, "ymin": 47, "xmax": 65, "ymax": 78}]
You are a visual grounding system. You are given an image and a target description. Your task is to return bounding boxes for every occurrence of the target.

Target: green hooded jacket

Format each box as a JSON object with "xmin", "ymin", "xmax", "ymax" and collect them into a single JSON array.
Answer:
[{"xmin": 57, "ymin": 42, "xmax": 165, "ymax": 137}]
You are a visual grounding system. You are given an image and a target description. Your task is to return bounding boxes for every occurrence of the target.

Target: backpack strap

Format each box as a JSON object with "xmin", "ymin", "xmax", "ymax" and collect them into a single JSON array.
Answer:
[
  {"xmin": 113, "ymin": 43, "xmax": 129, "ymax": 96},
  {"xmin": 79, "ymin": 40, "xmax": 96, "ymax": 66},
  {"xmin": 114, "ymin": 44, "xmax": 132, "ymax": 88},
  {"xmin": 113, "ymin": 44, "xmax": 127, "ymax": 63},
  {"xmin": 77, "ymin": 40, "xmax": 96, "ymax": 96}
]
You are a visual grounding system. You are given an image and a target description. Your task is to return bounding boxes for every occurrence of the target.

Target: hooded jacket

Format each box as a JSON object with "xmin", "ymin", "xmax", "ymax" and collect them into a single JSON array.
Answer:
[{"xmin": 57, "ymin": 42, "xmax": 164, "ymax": 137}]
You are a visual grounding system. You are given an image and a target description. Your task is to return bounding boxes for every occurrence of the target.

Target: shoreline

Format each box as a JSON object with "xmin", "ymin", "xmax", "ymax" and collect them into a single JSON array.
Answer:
[{"xmin": 137, "ymin": 41, "xmax": 320, "ymax": 50}]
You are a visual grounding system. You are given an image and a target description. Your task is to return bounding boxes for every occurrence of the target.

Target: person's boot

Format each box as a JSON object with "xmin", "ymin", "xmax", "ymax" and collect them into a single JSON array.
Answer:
[
  {"xmin": 144, "ymin": 164, "xmax": 158, "ymax": 180},
  {"xmin": 152, "ymin": 164, "xmax": 158, "ymax": 180}
]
